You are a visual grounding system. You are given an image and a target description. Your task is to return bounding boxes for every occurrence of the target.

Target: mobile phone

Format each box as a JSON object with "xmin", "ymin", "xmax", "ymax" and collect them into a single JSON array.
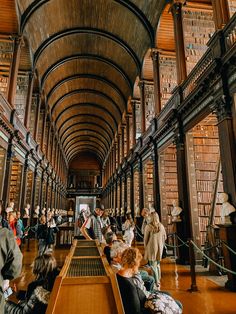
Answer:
[{"xmin": 4, "ymin": 287, "xmax": 13, "ymax": 299}]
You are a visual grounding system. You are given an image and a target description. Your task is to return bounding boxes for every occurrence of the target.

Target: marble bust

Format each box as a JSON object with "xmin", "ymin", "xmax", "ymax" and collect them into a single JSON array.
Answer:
[
  {"xmin": 171, "ymin": 200, "xmax": 182, "ymax": 222},
  {"xmin": 24, "ymin": 204, "xmax": 30, "ymax": 218},
  {"xmin": 219, "ymin": 193, "xmax": 236, "ymax": 224},
  {"xmin": 6, "ymin": 201, "xmax": 14, "ymax": 213}
]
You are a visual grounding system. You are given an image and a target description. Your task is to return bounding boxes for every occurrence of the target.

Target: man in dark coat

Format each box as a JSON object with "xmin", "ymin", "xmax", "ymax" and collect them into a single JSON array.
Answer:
[{"xmin": 0, "ymin": 227, "xmax": 23, "ymax": 312}]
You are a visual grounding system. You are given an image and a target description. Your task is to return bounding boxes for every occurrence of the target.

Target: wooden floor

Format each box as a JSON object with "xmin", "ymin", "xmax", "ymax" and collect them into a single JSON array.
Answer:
[{"xmin": 12, "ymin": 240, "xmax": 235, "ymax": 314}]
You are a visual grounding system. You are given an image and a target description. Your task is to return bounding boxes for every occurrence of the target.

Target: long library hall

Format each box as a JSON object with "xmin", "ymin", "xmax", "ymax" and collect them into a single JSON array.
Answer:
[{"xmin": 1, "ymin": 1, "xmax": 236, "ymax": 313}]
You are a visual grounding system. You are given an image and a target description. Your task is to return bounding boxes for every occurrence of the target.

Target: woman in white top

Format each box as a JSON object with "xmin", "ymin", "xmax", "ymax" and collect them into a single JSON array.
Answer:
[
  {"xmin": 122, "ymin": 214, "xmax": 135, "ymax": 247},
  {"xmin": 144, "ymin": 212, "xmax": 166, "ymax": 287}
]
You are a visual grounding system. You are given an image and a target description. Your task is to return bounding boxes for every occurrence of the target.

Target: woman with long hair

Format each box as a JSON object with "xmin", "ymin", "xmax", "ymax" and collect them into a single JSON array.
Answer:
[
  {"xmin": 144, "ymin": 212, "xmax": 166, "ymax": 288},
  {"xmin": 122, "ymin": 213, "xmax": 135, "ymax": 247}
]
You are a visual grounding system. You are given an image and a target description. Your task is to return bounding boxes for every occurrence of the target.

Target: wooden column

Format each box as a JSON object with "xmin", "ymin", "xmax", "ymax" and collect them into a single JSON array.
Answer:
[
  {"xmin": 119, "ymin": 177, "xmax": 122, "ymax": 210},
  {"xmin": 113, "ymin": 143, "xmax": 117, "ymax": 170},
  {"xmin": 115, "ymin": 179, "xmax": 118, "ymax": 209},
  {"xmin": 121, "ymin": 125, "xmax": 125, "ymax": 160},
  {"xmin": 2, "ymin": 139, "xmax": 14, "ymax": 207},
  {"xmin": 131, "ymin": 100, "xmax": 137, "ymax": 146},
  {"xmin": 213, "ymin": 97, "xmax": 236, "ymax": 205},
  {"xmin": 126, "ymin": 114, "xmax": 130, "ymax": 153},
  {"xmin": 50, "ymin": 133, "xmax": 55, "ymax": 165},
  {"xmin": 34, "ymin": 94, "xmax": 41, "ymax": 140},
  {"xmin": 171, "ymin": 1, "xmax": 187, "ymax": 84},
  {"xmin": 138, "ymin": 81, "xmax": 146, "ymax": 133},
  {"xmin": 20, "ymin": 157, "xmax": 29, "ymax": 210},
  {"xmin": 124, "ymin": 172, "xmax": 127, "ymax": 213},
  {"xmin": 117, "ymin": 135, "xmax": 120, "ymax": 166},
  {"xmin": 175, "ymin": 128, "xmax": 192, "ymax": 264},
  {"xmin": 129, "ymin": 166, "xmax": 134, "ymax": 217},
  {"xmin": 24, "ymin": 71, "xmax": 35, "ymax": 129},
  {"xmin": 41, "ymin": 110, "xmax": 47, "ymax": 151},
  {"xmin": 138, "ymin": 157, "xmax": 144, "ymax": 211},
  {"xmin": 46, "ymin": 124, "xmax": 51, "ymax": 159},
  {"xmin": 151, "ymin": 49, "xmax": 162, "ymax": 114},
  {"xmin": 212, "ymin": 0, "xmax": 230, "ymax": 29},
  {"xmin": 152, "ymin": 143, "xmax": 161, "ymax": 218},
  {"xmin": 30, "ymin": 166, "xmax": 38, "ymax": 225},
  {"xmin": 8, "ymin": 36, "xmax": 22, "ymax": 106}
]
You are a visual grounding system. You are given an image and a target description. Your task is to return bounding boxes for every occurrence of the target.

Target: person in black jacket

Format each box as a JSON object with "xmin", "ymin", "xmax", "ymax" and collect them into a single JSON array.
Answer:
[{"xmin": 5, "ymin": 253, "xmax": 59, "ymax": 314}]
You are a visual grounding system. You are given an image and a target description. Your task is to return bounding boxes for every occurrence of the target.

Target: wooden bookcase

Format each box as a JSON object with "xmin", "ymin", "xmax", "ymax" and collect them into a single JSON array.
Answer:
[
  {"xmin": 25, "ymin": 170, "xmax": 33, "ymax": 206},
  {"xmin": 159, "ymin": 145, "xmax": 178, "ymax": 231},
  {"xmin": 133, "ymin": 170, "xmax": 140, "ymax": 217},
  {"xmin": 127, "ymin": 176, "xmax": 131, "ymax": 212},
  {"xmin": 159, "ymin": 55, "xmax": 177, "ymax": 109},
  {"xmin": 9, "ymin": 159, "xmax": 23, "ymax": 209},
  {"xmin": 135, "ymin": 101, "xmax": 142, "ymax": 139},
  {"xmin": 144, "ymin": 82, "xmax": 155, "ymax": 129},
  {"xmin": 0, "ymin": 38, "xmax": 13, "ymax": 97},
  {"xmin": 143, "ymin": 159, "xmax": 154, "ymax": 209},
  {"xmin": 34, "ymin": 176, "xmax": 41, "ymax": 207},
  {"xmin": 0, "ymin": 147, "xmax": 6, "ymax": 199},
  {"xmin": 186, "ymin": 115, "xmax": 223, "ymax": 247},
  {"xmin": 37, "ymin": 110, "xmax": 44, "ymax": 143},
  {"xmin": 117, "ymin": 184, "xmax": 120, "ymax": 210},
  {"xmin": 15, "ymin": 73, "xmax": 29, "ymax": 123},
  {"xmin": 29, "ymin": 96, "xmax": 37, "ymax": 135},
  {"xmin": 121, "ymin": 179, "xmax": 125, "ymax": 209},
  {"xmin": 182, "ymin": 8, "xmax": 215, "ymax": 75}
]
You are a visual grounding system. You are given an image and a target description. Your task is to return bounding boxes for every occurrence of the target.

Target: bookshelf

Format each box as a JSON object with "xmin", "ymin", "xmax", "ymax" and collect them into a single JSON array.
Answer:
[
  {"xmin": 159, "ymin": 145, "xmax": 178, "ymax": 231},
  {"xmin": 182, "ymin": 8, "xmax": 215, "ymax": 75},
  {"xmin": 133, "ymin": 169, "xmax": 140, "ymax": 217},
  {"xmin": 34, "ymin": 176, "xmax": 41, "ymax": 207},
  {"xmin": 159, "ymin": 55, "xmax": 177, "ymax": 109},
  {"xmin": 15, "ymin": 74, "xmax": 29, "ymax": 123},
  {"xmin": 29, "ymin": 96, "xmax": 37, "ymax": 135},
  {"xmin": 144, "ymin": 83, "xmax": 155, "ymax": 129},
  {"xmin": 0, "ymin": 147, "xmax": 6, "ymax": 199},
  {"xmin": 117, "ymin": 184, "xmax": 120, "ymax": 210},
  {"xmin": 228, "ymin": 0, "xmax": 236, "ymax": 17},
  {"xmin": 127, "ymin": 176, "xmax": 131, "ymax": 212},
  {"xmin": 36, "ymin": 110, "xmax": 44, "ymax": 143},
  {"xmin": 143, "ymin": 159, "xmax": 154, "ymax": 209},
  {"xmin": 41, "ymin": 180, "xmax": 46, "ymax": 208},
  {"xmin": 25, "ymin": 170, "xmax": 33, "ymax": 206},
  {"xmin": 9, "ymin": 159, "xmax": 23, "ymax": 209},
  {"xmin": 129, "ymin": 117, "xmax": 134, "ymax": 149},
  {"xmin": 121, "ymin": 179, "xmax": 125, "ymax": 209},
  {"xmin": 0, "ymin": 39, "xmax": 13, "ymax": 97},
  {"xmin": 186, "ymin": 115, "xmax": 223, "ymax": 247},
  {"xmin": 135, "ymin": 101, "xmax": 142, "ymax": 139}
]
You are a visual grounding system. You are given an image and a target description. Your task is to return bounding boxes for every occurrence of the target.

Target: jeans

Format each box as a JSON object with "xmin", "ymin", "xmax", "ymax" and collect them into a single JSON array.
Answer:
[
  {"xmin": 140, "ymin": 270, "xmax": 155, "ymax": 292},
  {"xmin": 149, "ymin": 260, "xmax": 161, "ymax": 285}
]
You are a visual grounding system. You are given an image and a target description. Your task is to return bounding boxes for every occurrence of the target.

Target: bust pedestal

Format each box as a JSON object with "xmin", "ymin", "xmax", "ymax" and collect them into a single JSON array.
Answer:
[{"xmin": 217, "ymin": 224, "xmax": 236, "ymax": 291}]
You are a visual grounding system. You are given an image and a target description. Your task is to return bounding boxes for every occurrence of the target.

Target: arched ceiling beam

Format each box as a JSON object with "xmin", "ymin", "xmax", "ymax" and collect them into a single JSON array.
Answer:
[
  {"xmin": 41, "ymin": 54, "xmax": 132, "ymax": 91},
  {"xmin": 64, "ymin": 133, "xmax": 109, "ymax": 154},
  {"xmin": 69, "ymin": 149, "xmax": 103, "ymax": 165},
  {"xmin": 33, "ymin": 28, "xmax": 141, "ymax": 72},
  {"xmin": 62, "ymin": 129, "xmax": 110, "ymax": 150},
  {"xmin": 20, "ymin": 0, "xmax": 49, "ymax": 33},
  {"xmin": 58, "ymin": 114, "xmax": 114, "ymax": 137},
  {"xmin": 55, "ymin": 103, "xmax": 118, "ymax": 129},
  {"xmin": 115, "ymin": 0, "xmax": 154, "ymax": 46},
  {"xmin": 66, "ymin": 143, "xmax": 105, "ymax": 161},
  {"xmin": 51, "ymin": 89, "xmax": 122, "ymax": 117},
  {"xmin": 20, "ymin": 0, "xmax": 154, "ymax": 46},
  {"xmin": 61, "ymin": 122, "xmax": 112, "ymax": 146},
  {"xmin": 47, "ymin": 74, "xmax": 127, "ymax": 108},
  {"xmin": 68, "ymin": 147, "xmax": 104, "ymax": 165},
  {"xmin": 65, "ymin": 140, "xmax": 107, "ymax": 160}
]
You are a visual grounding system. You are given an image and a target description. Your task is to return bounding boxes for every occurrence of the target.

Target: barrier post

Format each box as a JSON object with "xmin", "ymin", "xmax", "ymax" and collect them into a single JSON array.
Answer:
[{"xmin": 188, "ymin": 239, "xmax": 198, "ymax": 292}]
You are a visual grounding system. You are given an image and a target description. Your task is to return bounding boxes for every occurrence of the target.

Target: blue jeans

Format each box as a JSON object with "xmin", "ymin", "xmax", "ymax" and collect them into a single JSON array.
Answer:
[{"xmin": 149, "ymin": 260, "xmax": 161, "ymax": 285}]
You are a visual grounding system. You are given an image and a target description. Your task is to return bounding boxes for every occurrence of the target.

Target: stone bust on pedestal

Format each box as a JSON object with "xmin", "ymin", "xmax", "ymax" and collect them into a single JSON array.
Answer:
[
  {"xmin": 171, "ymin": 200, "xmax": 182, "ymax": 222},
  {"xmin": 219, "ymin": 193, "xmax": 236, "ymax": 224}
]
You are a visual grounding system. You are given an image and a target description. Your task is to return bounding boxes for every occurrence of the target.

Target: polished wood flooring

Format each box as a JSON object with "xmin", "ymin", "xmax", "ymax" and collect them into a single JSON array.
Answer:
[{"xmin": 12, "ymin": 240, "xmax": 235, "ymax": 314}]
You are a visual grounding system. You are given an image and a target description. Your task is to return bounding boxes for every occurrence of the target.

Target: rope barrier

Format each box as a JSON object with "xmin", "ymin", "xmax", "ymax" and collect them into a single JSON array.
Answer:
[
  {"xmin": 221, "ymin": 240, "xmax": 236, "ymax": 255},
  {"xmin": 165, "ymin": 242, "xmax": 187, "ymax": 249},
  {"xmin": 190, "ymin": 240, "xmax": 236, "ymax": 275},
  {"xmin": 176, "ymin": 235, "xmax": 189, "ymax": 247}
]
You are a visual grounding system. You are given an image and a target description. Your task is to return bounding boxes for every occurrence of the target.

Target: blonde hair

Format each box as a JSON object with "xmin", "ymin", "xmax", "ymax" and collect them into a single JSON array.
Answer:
[
  {"xmin": 121, "ymin": 248, "xmax": 142, "ymax": 268},
  {"xmin": 149, "ymin": 212, "xmax": 160, "ymax": 233}
]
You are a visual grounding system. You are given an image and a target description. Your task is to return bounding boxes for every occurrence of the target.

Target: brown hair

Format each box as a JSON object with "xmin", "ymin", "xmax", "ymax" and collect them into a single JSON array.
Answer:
[
  {"xmin": 33, "ymin": 253, "xmax": 57, "ymax": 279},
  {"xmin": 121, "ymin": 247, "xmax": 142, "ymax": 268}
]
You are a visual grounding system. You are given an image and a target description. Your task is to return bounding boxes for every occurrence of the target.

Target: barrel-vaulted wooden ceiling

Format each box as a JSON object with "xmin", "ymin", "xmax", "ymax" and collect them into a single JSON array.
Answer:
[{"xmin": 1, "ymin": 0, "xmax": 212, "ymax": 167}]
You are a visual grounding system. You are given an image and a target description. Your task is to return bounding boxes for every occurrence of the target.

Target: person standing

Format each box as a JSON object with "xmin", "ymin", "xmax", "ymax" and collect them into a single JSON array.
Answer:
[
  {"xmin": 122, "ymin": 214, "xmax": 135, "ymax": 247},
  {"xmin": 144, "ymin": 212, "xmax": 166, "ymax": 288},
  {"xmin": 0, "ymin": 226, "xmax": 22, "ymax": 313},
  {"xmin": 81, "ymin": 207, "xmax": 104, "ymax": 243}
]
